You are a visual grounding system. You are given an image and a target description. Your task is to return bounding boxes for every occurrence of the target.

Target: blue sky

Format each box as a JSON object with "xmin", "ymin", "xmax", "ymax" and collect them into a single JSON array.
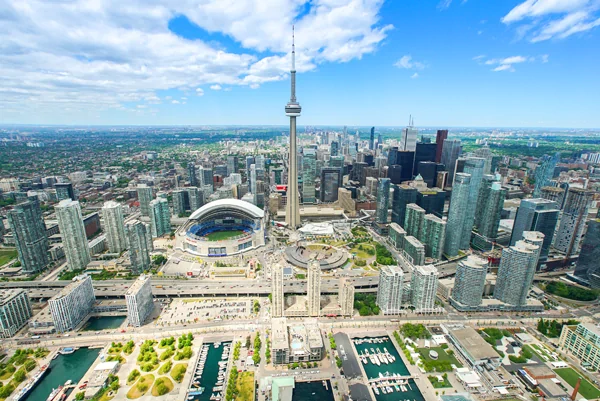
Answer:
[{"xmin": 1, "ymin": 0, "xmax": 599, "ymax": 128}]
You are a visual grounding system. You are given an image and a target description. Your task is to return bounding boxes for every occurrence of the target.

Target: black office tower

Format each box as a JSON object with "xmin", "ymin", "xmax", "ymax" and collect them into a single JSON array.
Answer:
[
  {"xmin": 391, "ymin": 184, "xmax": 417, "ymax": 226},
  {"xmin": 369, "ymin": 127, "xmax": 375, "ymax": 150},
  {"xmin": 414, "ymin": 142, "xmax": 437, "ymax": 176},
  {"xmin": 396, "ymin": 151, "xmax": 415, "ymax": 182}
]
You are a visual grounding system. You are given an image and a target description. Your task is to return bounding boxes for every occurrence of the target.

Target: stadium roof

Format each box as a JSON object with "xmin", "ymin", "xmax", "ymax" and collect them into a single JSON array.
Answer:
[{"xmin": 189, "ymin": 198, "xmax": 264, "ymax": 220}]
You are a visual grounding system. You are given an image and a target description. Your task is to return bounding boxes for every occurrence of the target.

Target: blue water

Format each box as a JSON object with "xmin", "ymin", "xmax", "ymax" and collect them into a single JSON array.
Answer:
[
  {"xmin": 81, "ymin": 316, "xmax": 125, "ymax": 331},
  {"xmin": 353, "ymin": 336, "xmax": 425, "ymax": 401},
  {"xmin": 24, "ymin": 347, "xmax": 100, "ymax": 401},
  {"xmin": 293, "ymin": 380, "xmax": 334, "ymax": 401},
  {"xmin": 189, "ymin": 342, "xmax": 231, "ymax": 401}
]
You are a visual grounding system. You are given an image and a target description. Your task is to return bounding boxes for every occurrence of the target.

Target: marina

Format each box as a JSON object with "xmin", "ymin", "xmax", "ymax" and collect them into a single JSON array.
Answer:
[
  {"xmin": 353, "ymin": 336, "xmax": 425, "ymax": 401},
  {"xmin": 20, "ymin": 347, "xmax": 100, "ymax": 401},
  {"xmin": 187, "ymin": 341, "xmax": 232, "ymax": 401}
]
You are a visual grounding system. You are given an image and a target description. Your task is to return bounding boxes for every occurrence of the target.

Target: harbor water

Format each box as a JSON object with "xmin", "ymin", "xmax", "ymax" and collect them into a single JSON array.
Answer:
[
  {"xmin": 81, "ymin": 316, "xmax": 126, "ymax": 331},
  {"xmin": 188, "ymin": 342, "xmax": 231, "ymax": 401},
  {"xmin": 353, "ymin": 336, "xmax": 425, "ymax": 401},
  {"xmin": 293, "ymin": 380, "xmax": 334, "ymax": 401},
  {"xmin": 24, "ymin": 347, "xmax": 100, "ymax": 401}
]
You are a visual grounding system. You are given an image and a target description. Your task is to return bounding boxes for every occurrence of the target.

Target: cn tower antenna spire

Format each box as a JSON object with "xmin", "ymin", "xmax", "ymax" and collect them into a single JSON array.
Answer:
[{"xmin": 285, "ymin": 25, "xmax": 301, "ymax": 229}]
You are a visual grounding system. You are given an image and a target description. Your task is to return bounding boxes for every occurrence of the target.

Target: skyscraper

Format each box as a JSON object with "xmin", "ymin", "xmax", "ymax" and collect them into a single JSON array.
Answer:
[
  {"xmin": 414, "ymin": 142, "xmax": 437, "ymax": 176},
  {"xmin": 320, "ymin": 167, "xmax": 342, "ymax": 203},
  {"xmin": 55, "ymin": 182, "xmax": 75, "ymax": 201},
  {"xmin": 460, "ymin": 157, "xmax": 486, "ymax": 249},
  {"xmin": 302, "ymin": 153, "xmax": 316, "ymax": 203},
  {"xmin": 271, "ymin": 264, "xmax": 284, "ymax": 317},
  {"xmin": 400, "ymin": 124, "xmax": 417, "ymax": 152},
  {"xmin": 444, "ymin": 173, "xmax": 471, "ymax": 257},
  {"xmin": 573, "ymin": 219, "xmax": 600, "ymax": 288},
  {"xmin": 494, "ymin": 239, "xmax": 541, "ymax": 306},
  {"xmin": 56, "ymin": 199, "xmax": 91, "ymax": 271},
  {"xmin": 125, "ymin": 220, "xmax": 152, "ymax": 274},
  {"xmin": 307, "ymin": 260, "xmax": 321, "ymax": 317},
  {"xmin": 137, "ymin": 184, "xmax": 154, "ymax": 217},
  {"xmin": 440, "ymin": 139, "xmax": 462, "ymax": 186},
  {"xmin": 403, "ymin": 236, "xmax": 425, "ymax": 266},
  {"xmin": 188, "ymin": 163, "xmax": 198, "ymax": 187},
  {"xmin": 533, "ymin": 153, "xmax": 560, "ymax": 197},
  {"xmin": 410, "ymin": 265, "xmax": 439, "ymax": 312},
  {"xmin": 227, "ymin": 155, "xmax": 239, "ymax": 176},
  {"xmin": 435, "ymin": 130, "xmax": 448, "ymax": 163},
  {"xmin": 149, "ymin": 198, "xmax": 170, "ymax": 238},
  {"xmin": 554, "ymin": 188, "xmax": 593, "ymax": 255},
  {"xmin": 510, "ymin": 198, "xmax": 559, "ymax": 263},
  {"xmin": 102, "ymin": 201, "xmax": 127, "ymax": 254},
  {"xmin": 49, "ymin": 275, "xmax": 95, "ymax": 332},
  {"xmin": 125, "ymin": 275, "xmax": 153, "ymax": 327},
  {"xmin": 404, "ymin": 203, "xmax": 425, "ymax": 238},
  {"xmin": 377, "ymin": 265, "xmax": 404, "ymax": 315},
  {"xmin": 0, "ymin": 289, "xmax": 32, "ymax": 338},
  {"xmin": 7, "ymin": 197, "xmax": 49, "ymax": 274},
  {"xmin": 369, "ymin": 126, "xmax": 375, "ymax": 151},
  {"xmin": 285, "ymin": 28, "xmax": 301, "ymax": 229},
  {"xmin": 420, "ymin": 214, "xmax": 446, "ymax": 260},
  {"xmin": 172, "ymin": 189, "xmax": 187, "ymax": 216},
  {"xmin": 339, "ymin": 278, "xmax": 355, "ymax": 316},
  {"xmin": 375, "ymin": 178, "xmax": 391, "ymax": 224},
  {"xmin": 391, "ymin": 184, "xmax": 417, "ymax": 225},
  {"xmin": 451, "ymin": 255, "xmax": 488, "ymax": 308},
  {"xmin": 186, "ymin": 187, "xmax": 203, "ymax": 211},
  {"xmin": 474, "ymin": 175, "xmax": 506, "ymax": 240}
]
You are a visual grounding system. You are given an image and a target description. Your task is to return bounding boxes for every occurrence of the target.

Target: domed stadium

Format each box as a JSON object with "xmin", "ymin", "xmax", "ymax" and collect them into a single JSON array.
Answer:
[{"xmin": 175, "ymin": 199, "xmax": 265, "ymax": 257}]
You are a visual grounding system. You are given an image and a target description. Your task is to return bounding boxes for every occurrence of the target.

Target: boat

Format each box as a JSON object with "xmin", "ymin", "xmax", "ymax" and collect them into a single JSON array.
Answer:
[
  {"xmin": 214, "ymin": 342, "xmax": 221, "ymax": 348},
  {"xmin": 12, "ymin": 365, "xmax": 51, "ymax": 401},
  {"xmin": 59, "ymin": 347, "xmax": 76, "ymax": 355},
  {"xmin": 188, "ymin": 388, "xmax": 205, "ymax": 396},
  {"xmin": 64, "ymin": 380, "xmax": 72, "ymax": 386},
  {"xmin": 46, "ymin": 386, "xmax": 63, "ymax": 401}
]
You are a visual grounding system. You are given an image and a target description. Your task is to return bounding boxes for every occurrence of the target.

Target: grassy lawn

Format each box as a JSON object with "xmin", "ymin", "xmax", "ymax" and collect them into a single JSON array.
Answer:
[
  {"xmin": 554, "ymin": 368, "xmax": 600, "ymax": 399},
  {"xmin": 170, "ymin": 363, "xmax": 187, "ymax": 383},
  {"xmin": 529, "ymin": 344, "xmax": 560, "ymax": 362},
  {"xmin": 418, "ymin": 347, "xmax": 462, "ymax": 367},
  {"xmin": 428, "ymin": 375, "xmax": 452, "ymax": 388},
  {"xmin": 151, "ymin": 376, "xmax": 174, "ymax": 396},
  {"xmin": 126, "ymin": 374, "xmax": 154, "ymax": 399},
  {"xmin": 206, "ymin": 230, "xmax": 245, "ymax": 241},
  {"xmin": 0, "ymin": 249, "xmax": 17, "ymax": 266},
  {"xmin": 350, "ymin": 244, "xmax": 375, "ymax": 260},
  {"xmin": 235, "ymin": 371, "xmax": 255, "ymax": 401}
]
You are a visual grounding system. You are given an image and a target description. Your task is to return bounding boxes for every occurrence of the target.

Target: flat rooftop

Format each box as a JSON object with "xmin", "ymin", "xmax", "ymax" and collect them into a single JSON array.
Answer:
[
  {"xmin": 125, "ymin": 275, "xmax": 150, "ymax": 296},
  {"xmin": 51, "ymin": 275, "xmax": 90, "ymax": 300},
  {"xmin": 271, "ymin": 317, "xmax": 288, "ymax": 350},
  {"xmin": 448, "ymin": 326, "xmax": 500, "ymax": 361},
  {"xmin": 0, "ymin": 288, "xmax": 25, "ymax": 306}
]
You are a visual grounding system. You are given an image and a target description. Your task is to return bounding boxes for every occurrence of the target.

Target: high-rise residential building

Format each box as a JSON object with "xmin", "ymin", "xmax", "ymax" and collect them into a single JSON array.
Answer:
[
  {"xmin": 0, "ymin": 289, "xmax": 32, "ymax": 338},
  {"xmin": 369, "ymin": 126, "xmax": 375, "ymax": 151},
  {"xmin": 331, "ymin": 140, "xmax": 339, "ymax": 157},
  {"xmin": 420, "ymin": 214, "xmax": 446, "ymax": 260},
  {"xmin": 473, "ymin": 145, "xmax": 494, "ymax": 174},
  {"xmin": 271, "ymin": 264, "xmax": 285, "ymax": 317},
  {"xmin": 188, "ymin": 163, "xmax": 198, "ymax": 187},
  {"xmin": 56, "ymin": 199, "xmax": 91, "ymax": 271},
  {"xmin": 377, "ymin": 265, "xmax": 404, "ymax": 315},
  {"xmin": 540, "ymin": 186, "xmax": 566, "ymax": 208},
  {"xmin": 202, "ymin": 167, "xmax": 214, "ymax": 190},
  {"xmin": 460, "ymin": 157, "xmax": 486, "ymax": 250},
  {"xmin": 137, "ymin": 184, "xmax": 154, "ymax": 217},
  {"xmin": 245, "ymin": 156, "xmax": 255, "ymax": 186},
  {"xmin": 55, "ymin": 182, "xmax": 75, "ymax": 201},
  {"xmin": 339, "ymin": 279, "xmax": 355, "ymax": 316},
  {"xmin": 474, "ymin": 175, "xmax": 506, "ymax": 240},
  {"xmin": 307, "ymin": 260, "xmax": 321, "ymax": 317},
  {"xmin": 186, "ymin": 187, "xmax": 203, "ymax": 211},
  {"xmin": 227, "ymin": 155, "xmax": 239, "ymax": 176},
  {"xmin": 388, "ymin": 223, "xmax": 406, "ymax": 251},
  {"xmin": 215, "ymin": 164, "xmax": 228, "ymax": 178},
  {"xmin": 444, "ymin": 173, "xmax": 471, "ymax": 257},
  {"xmin": 411, "ymin": 265, "xmax": 439, "ymax": 312},
  {"xmin": 391, "ymin": 185, "xmax": 417, "ymax": 226},
  {"xmin": 49, "ymin": 275, "xmax": 95, "ymax": 332},
  {"xmin": 435, "ymin": 130, "xmax": 448, "ymax": 163},
  {"xmin": 302, "ymin": 153, "xmax": 317, "ymax": 203},
  {"xmin": 573, "ymin": 219, "xmax": 600, "ymax": 288},
  {"xmin": 125, "ymin": 220, "xmax": 152, "ymax": 274},
  {"xmin": 510, "ymin": 198, "xmax": 559, "ymax": 263},
  {"xmin": 451, "ymin": 255, "xmax": 488, "ymax": 308},
  {"xmin": 365, "ymin": 177, "xmax": 378, "ymax": 196},
  {"xmin": 533, "ymin": 153, "xmax": 560, "ymax": 197},
  {"xmin": 285, "ymin": 31, "xmax": 301, "ymax": 229},
  {"xmin": 403, "ymin": 236, "xmax": 425, "ymax": 266},
  {"xmin": 400, "ymin": 125, "xmax": 418, "ymax": 152},
  {"xmin": 375, "ymin": 178, "xmax": 391, "ymax": 224},
  {"xmin": 440, "ymin": 139, "xmax": 462, "ymax": 185},
  {"xmin": 554, "ymin": 188, "xmax": 593, "ymax": 255},
  {"xmin": 172, "ymin": 189, "xmax": 187, "ymax": 216},
  {"xmin": 125, "ymin": 275, "xmax": 153, "ymax": 327},
  {"xmin": 7, "ymin": 197, "xmax": 49, "ymax": 274},
  {"xmin": 102, "ymin": 201, "xmax": 127, "ymax": 254},
  {"xmin": 320, "ymin": 167, "xmax": 342, "ymax": 203},
  {"xmin": 404, "ymin": 203, "xmax": 425, "ymax": 238},
  {"xmin": 494, "ymin": 239, "xmax": 541, "ymax": 306},
  {"xmin": 149, "ymin": 198, "xmax": 170, "ymax": 238}
]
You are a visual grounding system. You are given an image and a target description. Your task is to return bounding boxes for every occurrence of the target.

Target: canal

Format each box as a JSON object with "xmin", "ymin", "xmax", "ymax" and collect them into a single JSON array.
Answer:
[
  {"xmin": 24, "ymin": 347, "xmax": 100, "ymax": 401},
  {"xmin": 353, "ymin": 336, "xmax": 425, "ymax": 401},
  {"xmin": 293, "ymin": 380, "xmax": 334, "ymax": 401},
  {"xmin": 189, "ymin": 342, "xmax": 231, "ymax": 401},
  {"xmin": 81, "ymin": 316, "xmax": 126, "ymax": 331}
]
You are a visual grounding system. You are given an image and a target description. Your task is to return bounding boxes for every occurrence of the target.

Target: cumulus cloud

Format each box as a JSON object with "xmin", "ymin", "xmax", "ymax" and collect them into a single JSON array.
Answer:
[
  {"xmin": 410, "ymin": 73, "xmax": 419, "ymax": 79},
  {"xmin": 210, "ymin": 85, "xmax": 223, "ymax": 91},
  {"xmin": 477, "ymin": 54, "xmax": 547, "ymax": 72},
  {"xmin": 0, "ymin": 0, "xmax": 393, "ymax": 118},
  {"xmin": 502, "ymin": 0, "xmax": 600, "ymax": 42},
  {"xmin": 171, "ymin": 100, "xmax": 181, "ymax": 104},
  {"xmin": 394, "ymin": 55, "xmax": 426, "ymax": 70},
  {"xmin": 196, "ymin": 88, "xmax": 204, "ymax": 96}
]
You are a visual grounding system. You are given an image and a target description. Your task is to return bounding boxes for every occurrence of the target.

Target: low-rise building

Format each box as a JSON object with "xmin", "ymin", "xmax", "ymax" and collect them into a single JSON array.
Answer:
[{"xmin": 445, "ymin": 325, "xmax": 502, "ymax": 369}]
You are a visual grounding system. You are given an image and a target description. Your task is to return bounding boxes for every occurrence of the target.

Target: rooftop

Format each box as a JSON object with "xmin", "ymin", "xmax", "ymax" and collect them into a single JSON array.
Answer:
[
  {"xmin": 126, "ymin": 274, "xmax": 150, "ymax": 296},
  {"xmin": 51, "ymin": 275, "xmax": 91, "ymax": 300},
  {"xmin": 0, "ymin": 288, "xmax": 26, "ymax": 306},
  {"xmin": 448, "ymin": 326, "xmax": 500, "ymax": 361}
]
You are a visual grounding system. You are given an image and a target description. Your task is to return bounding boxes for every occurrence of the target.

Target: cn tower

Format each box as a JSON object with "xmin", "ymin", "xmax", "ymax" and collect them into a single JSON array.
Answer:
[{"xmin": 285, "ymin": 27, "xmax": 301, "ymax": 228}]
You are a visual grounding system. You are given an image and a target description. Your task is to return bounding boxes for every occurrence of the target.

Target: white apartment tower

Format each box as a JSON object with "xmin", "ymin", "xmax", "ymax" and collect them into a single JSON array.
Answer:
[
  {"xmin": 102, "ymin": 201, "xmax": 127, "ymax": 253},
  {"xmin": 0, "ymin": 289, "xmax": 32, "ymax": 338},
  {"xmin": 411, "ymin": 265, "xmax": 439, "ymax": 313},
  {"xmin": 125, "ymin": 275, "xmax": 154, "ymax": 327},
  {"xmin": 55, "ymin": 199, "xmax": 91, "ymax": 271},
  {"xmin": 307, "ymin": 260, "xmax": 321, "ymax": 317},
  {"xmin": 271, "ymin": 264, "xmax": 285, "ymax": 318},
  {"xmin": 48, "ymin": 275, "xmax": 95, "ymax": 332},
  {"xmin": 339, "ymin": 279, "xmax": 355, "ymax": 317},
  {"xmin": 377, "ymin": 265, "xmax": 404, "ymax": 315}
]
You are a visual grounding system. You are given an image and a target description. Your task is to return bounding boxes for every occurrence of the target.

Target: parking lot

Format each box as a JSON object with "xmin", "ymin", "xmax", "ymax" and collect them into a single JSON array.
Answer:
[{"xmin": 156, "ymin": 297, "xmax": 255, "ymax": 326}]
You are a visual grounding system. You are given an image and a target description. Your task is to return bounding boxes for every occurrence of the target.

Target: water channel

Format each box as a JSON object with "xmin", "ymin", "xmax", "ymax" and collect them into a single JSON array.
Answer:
[{"xmin": 81, "ymin": 316, "xmax": 126, "ymax": 331}]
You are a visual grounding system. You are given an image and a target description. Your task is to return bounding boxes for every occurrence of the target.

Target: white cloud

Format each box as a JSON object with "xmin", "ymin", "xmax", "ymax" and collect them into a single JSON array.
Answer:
[
  {"xmin": 502, "ymin": 0, "xmax": 600, "ymax": 42},
  {"xmin": 210, "ymin": 84, "xmax": 222, "ymax": 91},
  {"xmin": 250, "ymin": 84, "xmax": 260, "ymax": 89},
  {"xmin": 437, "ymin": 0, "xmax": 453, "ymax": 10},
  {"xmin": 478, "ymin": 54, "xmax": 545, "ymax": 72},
  {"xmin": 493, "ymin": 65, "xmax": 514, "ymax": 72},
  {"xmin": 410, "ymin": 73, "xmax": 419, "ymax": 79},
  {"xmin": 196, "ymin": 88, "xmax": 204, "ymax": 96},
  {"xmin": 181, "ymin": 97, "xmax": 187, "ymax": 100},
  {"xmin": 394, "ymin": 55, "xmax": 426, "ymax": 70},
  {"xmin": 0, "ymin": 0, "xmax": 393, "ymax": 118},
  {"xmin": 171, "ymin": 100, "xmax": 180, "ymax": 104}
]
